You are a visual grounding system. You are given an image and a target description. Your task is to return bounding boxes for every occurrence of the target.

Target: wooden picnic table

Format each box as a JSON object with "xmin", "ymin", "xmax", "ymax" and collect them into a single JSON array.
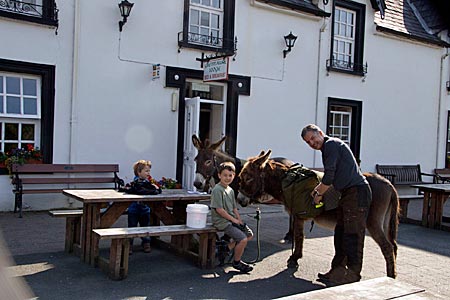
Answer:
[
  {"xmin": 410, "ymin": 184, "xmax": 450, "ymax": 229},
  {"xmin": 62, "ymin": 189, "xmax": 210, "ymax": 265}
]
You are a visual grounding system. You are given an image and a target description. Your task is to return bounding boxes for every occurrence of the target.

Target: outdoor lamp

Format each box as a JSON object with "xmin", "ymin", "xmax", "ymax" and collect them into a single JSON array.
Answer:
[
  {"xmin": 283, "ymin": 31, "xmax": 298, "ymax": 58},
  {"xmin": 118, "ymin": 0, "xmax": 134, "ymax": 32}
]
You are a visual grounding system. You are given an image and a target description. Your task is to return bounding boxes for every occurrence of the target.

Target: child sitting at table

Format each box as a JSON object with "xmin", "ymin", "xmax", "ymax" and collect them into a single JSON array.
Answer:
[
  {"xmin": 128, "ymin": 160, "xmax": 162, "ymax": 254},
  {"xmin": 210, "ymin": 161, "xmax": 254, "ymax": 273}
]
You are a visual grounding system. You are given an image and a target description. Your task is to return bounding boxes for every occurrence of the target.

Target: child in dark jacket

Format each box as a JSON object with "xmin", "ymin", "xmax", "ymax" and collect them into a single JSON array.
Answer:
[{"xmin": 128, "ymin": 160, "xmax": 161, "ymax": 254}]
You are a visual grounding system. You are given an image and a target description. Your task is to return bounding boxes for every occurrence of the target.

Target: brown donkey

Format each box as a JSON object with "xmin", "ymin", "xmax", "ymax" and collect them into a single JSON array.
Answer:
[{"xmin": 237, "ymin": 150, "xmax": 399, "ymax": 278}]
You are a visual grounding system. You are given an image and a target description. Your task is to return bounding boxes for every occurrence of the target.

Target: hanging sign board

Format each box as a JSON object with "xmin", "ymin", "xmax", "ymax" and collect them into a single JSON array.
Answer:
[{"xmin": 203, "ymin": 57, "xmax": 229, "ymax": 82}]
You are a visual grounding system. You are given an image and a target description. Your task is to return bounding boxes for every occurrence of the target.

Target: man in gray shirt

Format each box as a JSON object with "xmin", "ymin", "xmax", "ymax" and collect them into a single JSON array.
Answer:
[{"xmin": 301, "ymin": 124, "xmax": 372, "ymax": 284}]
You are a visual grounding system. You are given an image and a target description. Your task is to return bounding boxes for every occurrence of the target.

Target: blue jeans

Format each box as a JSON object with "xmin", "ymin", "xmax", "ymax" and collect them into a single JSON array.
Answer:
[{"xmin": 128, "ymin": 212, "xmax": 151, "ymax": 245}]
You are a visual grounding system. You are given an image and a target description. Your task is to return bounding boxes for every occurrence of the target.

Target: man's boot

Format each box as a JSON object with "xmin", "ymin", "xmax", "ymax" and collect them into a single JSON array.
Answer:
[
  {"xmin": 318, "ymin": 225, "xmax": 346, "ymax": 280},
  {"xmin": 341, "ymin": 230, "xmax": 365, "ymax": 284}
]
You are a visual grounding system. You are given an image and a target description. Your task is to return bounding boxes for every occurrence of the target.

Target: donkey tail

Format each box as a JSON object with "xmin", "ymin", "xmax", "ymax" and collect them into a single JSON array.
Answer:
[{"xmin": 389, "ymin": 185, "xmax": 400, "ymax": 258}]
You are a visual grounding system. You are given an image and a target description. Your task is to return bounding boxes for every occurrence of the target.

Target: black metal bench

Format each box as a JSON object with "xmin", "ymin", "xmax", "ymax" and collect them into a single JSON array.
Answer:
[
  {"xmin": 11, "ymin": 164, "xmax": 124, "ymax": 217},
  {"xmin": 375, "ymin": 164, "xmax": 436, "ymax": 223},
  {"xmin": 434, "ymin": 168, "xmax": 450, "ymax": 183}
]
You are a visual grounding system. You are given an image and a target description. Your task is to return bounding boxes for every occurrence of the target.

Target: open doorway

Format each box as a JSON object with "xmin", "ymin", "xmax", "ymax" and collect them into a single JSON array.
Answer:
[{"xmin": 182, "ymin": 80, "xmax": 227, "ymax": 190}]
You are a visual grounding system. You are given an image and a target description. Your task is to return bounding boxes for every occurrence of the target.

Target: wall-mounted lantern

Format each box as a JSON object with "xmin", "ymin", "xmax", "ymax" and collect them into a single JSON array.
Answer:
[
  {"xmin": 283, "ymin": 31, "xmax": 298, "ymax": 58},
  {"xmin": 118, "ymin": 0, "xmax": 134, "ymax": 32}
]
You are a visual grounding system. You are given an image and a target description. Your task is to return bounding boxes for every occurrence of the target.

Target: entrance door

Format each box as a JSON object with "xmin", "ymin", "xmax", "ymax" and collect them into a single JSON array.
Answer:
[
  {"xmin": 183, "ymin": 97, "xmax": 200, "ymax": 190},
  {"xmin": 182, "ymin": 86, "xmax": 226, "ymax": 190}
]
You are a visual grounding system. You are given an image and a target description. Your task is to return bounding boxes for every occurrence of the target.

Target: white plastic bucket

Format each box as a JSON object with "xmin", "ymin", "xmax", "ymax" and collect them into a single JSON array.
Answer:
[{"xmin": 186, "ymin": 204, "xmax": 209, "ymax": 228}]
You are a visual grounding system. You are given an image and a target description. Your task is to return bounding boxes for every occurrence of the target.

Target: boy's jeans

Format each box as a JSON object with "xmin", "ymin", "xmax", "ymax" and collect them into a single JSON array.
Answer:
[{"xmin": 128, "ymin": 212, "xmax": 151, "ymax": 245}]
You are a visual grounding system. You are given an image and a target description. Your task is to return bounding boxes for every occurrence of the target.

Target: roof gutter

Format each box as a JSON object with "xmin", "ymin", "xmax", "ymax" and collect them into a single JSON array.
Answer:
[
  {"xmin": 376, "ymin": 26, "xmax": 450, "ymax": 48},
  {"xmin": 251, "ymin": 0, "xmax": 330, "ymax": 18}
]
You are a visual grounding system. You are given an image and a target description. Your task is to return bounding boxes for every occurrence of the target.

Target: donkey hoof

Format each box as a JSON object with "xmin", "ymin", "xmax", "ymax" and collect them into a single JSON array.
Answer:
[{"xmin": 287, "ymin": 258, "xmax": 299, "ymax": 269}]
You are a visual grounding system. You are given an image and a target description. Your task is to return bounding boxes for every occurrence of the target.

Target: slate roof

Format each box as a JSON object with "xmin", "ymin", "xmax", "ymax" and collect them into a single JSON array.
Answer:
[{"xmin": 374, "ymin": 0, "xmax": 449, "ymax": 47}]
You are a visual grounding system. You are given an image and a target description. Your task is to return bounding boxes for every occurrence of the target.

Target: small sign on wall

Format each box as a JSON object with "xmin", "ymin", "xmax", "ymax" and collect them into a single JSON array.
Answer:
[
  {"xmin": 152, "ymin": 64, "xmax": 160, "ymax": 80},
  {"xmin": 203, "ymin": 57, "xmax": 228, "ymax": 82}
]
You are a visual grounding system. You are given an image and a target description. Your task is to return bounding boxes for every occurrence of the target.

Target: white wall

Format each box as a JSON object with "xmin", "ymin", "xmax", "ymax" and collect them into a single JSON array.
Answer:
[{"xmin": 0, "ymin": 0, "xmax": 75, "ymax": 211}]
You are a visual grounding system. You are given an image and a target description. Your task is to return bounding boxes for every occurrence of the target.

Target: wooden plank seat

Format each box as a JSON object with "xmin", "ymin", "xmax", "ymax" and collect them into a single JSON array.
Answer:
[
  {"xmin": 11, "ymin": 164, "xmax": 124, "ymax": 217},
  {"xmin": 376, "ymin": 164, "xmax": 436, "ymax": 223},
  {"xmin": 48, "ymin": 209, "xmax": 83, "ymax": 254},
  {"xmin": 93, "ymin": 224, "xmax": 217, "ymax": 280},
  {"xmin": 276, "ymin": 277, "xmax": 442, "ymax": 299}
]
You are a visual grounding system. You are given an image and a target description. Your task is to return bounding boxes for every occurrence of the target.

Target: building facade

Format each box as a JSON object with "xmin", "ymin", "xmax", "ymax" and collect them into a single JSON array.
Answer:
[{"xmin": 0, "ymin": 0, "xmax": 448, "ymax": 211}]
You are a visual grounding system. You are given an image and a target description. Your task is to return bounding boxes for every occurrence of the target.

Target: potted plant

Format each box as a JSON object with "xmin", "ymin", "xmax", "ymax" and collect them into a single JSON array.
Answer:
[{"xmin": 0, "ymin": 144, "xmax": 43, "ymax": 175}]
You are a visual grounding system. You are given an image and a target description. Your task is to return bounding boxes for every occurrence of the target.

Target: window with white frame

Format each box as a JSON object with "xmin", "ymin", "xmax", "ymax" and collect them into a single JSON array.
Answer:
[
  {"xmin": 329, "ymin": 0, "xmax": 366, "ymax": 75},
  {"xmin": 327, "ymin": 98, "xmax": 363, "ymax": 161},
  {"xmin": 189, "ymin": 0, "xmax": 223, "ymax": 47},
  {"xmin": 333, "ymin": 7, "xmax": 355, "ymax": 70},
  {"xmin": 0, "ymin": 73, "xmax": 41, "ymax": 153},
  {"xmin": 328, "ymin": 106, "xmax": 351, "ymax": 145}
]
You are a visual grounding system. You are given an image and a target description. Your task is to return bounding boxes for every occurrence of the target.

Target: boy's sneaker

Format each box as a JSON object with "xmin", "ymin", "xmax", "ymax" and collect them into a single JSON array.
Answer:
[
  {"xmin": 232, "ymin": 261, "xmax": 253, "ymax": 273},
  {"xmin": 143, "ymin": 243, "xmax": 152, "ymax": 253}
]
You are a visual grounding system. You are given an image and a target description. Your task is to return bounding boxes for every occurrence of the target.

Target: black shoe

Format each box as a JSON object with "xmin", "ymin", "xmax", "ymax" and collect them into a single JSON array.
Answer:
[{"xmin": 232, "ymin": 261, "xmax": 253, "ymax": 273}]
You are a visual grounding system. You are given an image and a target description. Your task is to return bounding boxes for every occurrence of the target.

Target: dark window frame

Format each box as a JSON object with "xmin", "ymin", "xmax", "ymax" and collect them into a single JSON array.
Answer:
[
  {"xmin": 179, "ymin": 0, "xmax": 236, "ymax": 55},
  {"xmin": 0, "ymin": 58, "xmax": 55, "ymax": 168},
  {"xmin": 0, "ymin": 0, "xmax": 58, "ymax": 27},
  {"xmin": 328, "ymin": 0, "xmax": 366, "ymax": 76},
  {"xmin": 165, "ymin": 66, "xmax": 250, "ymax": 185},
  {"xmin": 327, "ymin": 97, "xmax": 362, "ymax": 161}
]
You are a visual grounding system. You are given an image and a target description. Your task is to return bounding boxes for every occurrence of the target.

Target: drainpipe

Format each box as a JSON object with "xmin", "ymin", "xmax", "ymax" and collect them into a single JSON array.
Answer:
[
  {"xmin": 69, "ymin": 0, "xmax": 81, "ymax": 165},
  {"xmin": 436, "ymin": 49, "xmax": 449, "ymax": 168},
  {"xmin": 66, "ymin": 0, "xmax": 81, "ymax": 206},
  {"xmin": 313, "ymin": 17, "xmax": 328, "ymax": 167}
]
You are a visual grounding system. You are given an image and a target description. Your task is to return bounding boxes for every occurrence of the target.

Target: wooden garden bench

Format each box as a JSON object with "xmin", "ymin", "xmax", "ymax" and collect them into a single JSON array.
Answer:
[
  {"xmin": 93, "ymin": 224, "xmax": 217, "ymax": 280},
  {"xmin": 11, "ymin": 164, "xmax": 124, "ymax": 217},
  {"xmin": 48, "ymin": 209, "xmax": 83, "ymax": 254},
  {"xmin": 375, "ymin": 164, "xmax": 436, "ymax": 223}
]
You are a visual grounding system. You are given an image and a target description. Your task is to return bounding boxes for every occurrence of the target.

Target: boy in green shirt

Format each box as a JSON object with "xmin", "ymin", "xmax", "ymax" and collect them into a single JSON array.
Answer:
[{"xmin": 211, "ymin": 162, "xmax": 254, "ymax": 273}]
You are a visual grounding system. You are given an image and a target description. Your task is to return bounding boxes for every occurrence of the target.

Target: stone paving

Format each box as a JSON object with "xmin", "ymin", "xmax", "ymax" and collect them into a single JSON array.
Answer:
[{"xmin": 0, "ymin": 200, "xmax": 449, "ymax": 299}]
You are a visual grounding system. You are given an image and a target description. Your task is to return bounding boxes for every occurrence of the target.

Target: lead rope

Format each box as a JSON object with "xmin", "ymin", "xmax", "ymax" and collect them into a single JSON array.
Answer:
[
  {"xmin": 221, "ymin": 207, "xmax": 261, "ymax": 266},
  {"xmin": 247, "ymin": 207, "xmax": 261, "ymax": 264}
]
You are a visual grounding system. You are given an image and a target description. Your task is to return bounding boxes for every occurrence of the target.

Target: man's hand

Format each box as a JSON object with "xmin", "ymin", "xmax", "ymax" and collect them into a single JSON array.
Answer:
[
  {"xmin": 311, "ymin": 189, "xmax": 322, "ymax": 204},
  {"xmin": 232, "ymin": 222, "xmax": 247, "ymax": 232}
]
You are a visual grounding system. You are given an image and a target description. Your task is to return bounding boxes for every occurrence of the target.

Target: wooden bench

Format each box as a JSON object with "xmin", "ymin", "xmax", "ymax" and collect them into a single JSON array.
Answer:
[
  {"xmin": 48, "ymin": 209, "xmax": 83, "ymax": 254},
  {"xmin": 278, "ymin": 277, "xmax": 437, "ymax": 299},
  {"xmin": 93, "ymin": 224, "xmax": 217, "ymax": 280},
  {"xmin": 375, "ymin": 164, "xmax": 436, "ymax": 223},
  {"xmin": 11, "ymin": 164, "xmax": 124, "ymax": 217}
]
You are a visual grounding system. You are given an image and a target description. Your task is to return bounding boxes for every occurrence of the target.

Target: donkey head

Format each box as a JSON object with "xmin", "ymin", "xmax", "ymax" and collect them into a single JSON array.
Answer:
[
  {"xmin": 192, "ymin": 134, "xmax": 227, "ymax": 191},
  {"xmin": 237, "ymin": 150, "xmax": 272, "ymax": 206}
]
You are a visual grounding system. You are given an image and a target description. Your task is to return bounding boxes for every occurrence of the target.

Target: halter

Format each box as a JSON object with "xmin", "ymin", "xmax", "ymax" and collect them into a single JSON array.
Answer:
[{"xmin": 239, "ymin": 169, "xmax": 266, "ymax": 201}]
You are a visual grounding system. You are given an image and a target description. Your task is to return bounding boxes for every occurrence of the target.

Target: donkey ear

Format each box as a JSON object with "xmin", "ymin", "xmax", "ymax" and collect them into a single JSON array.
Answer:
[
  {"xmin": 254, "ymin": 149, "xmax": 272, "ymax": 167},
  {"xmin": 259, "ymin": 150, "xmax": 273, "ymax": 168},
  {"xmin": 192, "ymin": 135, "xmax": 203, "ymax": 150},
  {"xmin": 209, "ymin": 136, "xmax": 227, "ymax": 151},
  {"xmin": 262, "ymin": 149, "xmax": 272, "ymax": 162}
]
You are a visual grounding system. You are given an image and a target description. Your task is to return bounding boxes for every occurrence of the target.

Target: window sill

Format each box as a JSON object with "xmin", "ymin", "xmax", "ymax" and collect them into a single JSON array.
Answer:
[
  {"xmin": 0, "ymin": 10, "xmax": 58, "ymax": 27},
  {"xmin": 178, "ymin": 40, "xmax": 235, "ymax": 56},
  {"xmin": 327, "ymin": 66, "xmax": 366, "ymax": 77}
]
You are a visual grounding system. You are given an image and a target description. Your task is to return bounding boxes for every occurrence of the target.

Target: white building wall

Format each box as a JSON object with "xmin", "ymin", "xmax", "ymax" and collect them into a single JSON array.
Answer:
[
  {"xmin": 236, "ymin": 2, "xmax": 325, "ymax": 164},
  {"xmin": 0, "ymin": 0, "xmax": 448, "ymax": 211},
  {"xmin": 0, "ymin": 1, "xmax": 75, "ymax": 211}
]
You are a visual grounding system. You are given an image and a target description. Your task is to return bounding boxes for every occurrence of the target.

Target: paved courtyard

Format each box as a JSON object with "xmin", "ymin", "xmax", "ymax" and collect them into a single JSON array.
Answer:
[{"xmin": 0, "ymin": 199, "xmax": 449, "ymax": 299}]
